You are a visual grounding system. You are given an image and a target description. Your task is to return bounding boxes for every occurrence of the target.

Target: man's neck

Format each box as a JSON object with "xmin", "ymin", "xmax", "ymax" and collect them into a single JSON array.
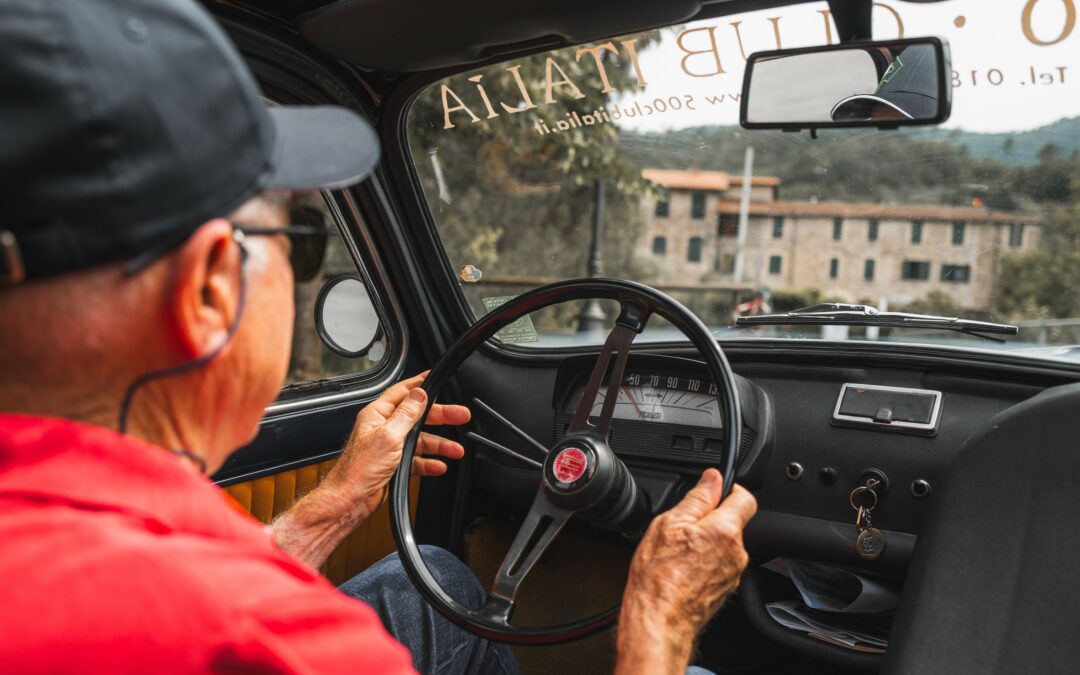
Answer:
[{"xmin": 0, "ymin": 383, "xmax": 209, "ymax": 473}]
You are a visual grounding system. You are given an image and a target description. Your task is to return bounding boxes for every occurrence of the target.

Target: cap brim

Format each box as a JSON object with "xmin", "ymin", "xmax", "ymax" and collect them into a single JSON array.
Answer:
[
  {"xmin": 831, "ymin": 92, "xmax": 937, "ymax": 122},
  {"xmin": 263, "ymin": 105, "xmax": 380, "ymax": 191}
]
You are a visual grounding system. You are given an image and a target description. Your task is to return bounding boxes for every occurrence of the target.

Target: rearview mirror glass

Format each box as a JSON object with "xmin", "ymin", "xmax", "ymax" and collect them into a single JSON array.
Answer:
[
  {"xmin": 314, "ymin": 274, "xmax": 382, "ymax": 358},
  {"xmin": 741, "ymin": 37, "xmax": 951, "ymax": 129}
]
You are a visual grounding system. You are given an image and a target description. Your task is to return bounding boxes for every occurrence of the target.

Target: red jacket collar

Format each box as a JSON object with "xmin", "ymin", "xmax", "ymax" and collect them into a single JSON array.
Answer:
[{"xmin": 0, "ymin": 414, "xmax": 259, "ymax": 539}]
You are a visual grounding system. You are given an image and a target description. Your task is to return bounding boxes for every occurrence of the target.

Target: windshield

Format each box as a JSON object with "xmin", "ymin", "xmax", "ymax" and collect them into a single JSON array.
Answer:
[{"xmin": 405, "ymin": 1, "xmax": 1080, "ymax": 361}]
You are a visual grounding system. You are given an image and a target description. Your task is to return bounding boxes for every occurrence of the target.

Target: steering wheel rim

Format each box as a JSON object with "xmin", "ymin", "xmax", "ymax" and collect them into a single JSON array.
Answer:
[{"xmin": 389, "ymin": 278, "xmax": 742, "ymax": 645}]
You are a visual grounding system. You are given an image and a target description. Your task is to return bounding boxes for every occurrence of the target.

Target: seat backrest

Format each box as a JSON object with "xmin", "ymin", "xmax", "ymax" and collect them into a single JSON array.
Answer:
[{"xmin": 883, "ymin": 381, "xmax": 1080, "ymax": 675}]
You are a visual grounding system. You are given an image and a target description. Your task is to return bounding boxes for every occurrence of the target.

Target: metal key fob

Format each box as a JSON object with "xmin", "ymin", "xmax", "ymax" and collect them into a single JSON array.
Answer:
[
  {"xmin": 856, "ymin": 526, "xmax": 886, "ymax": 560},
  {"xmin": 851, "ymin": 481, "xmax": 886, "ymax": 561}
]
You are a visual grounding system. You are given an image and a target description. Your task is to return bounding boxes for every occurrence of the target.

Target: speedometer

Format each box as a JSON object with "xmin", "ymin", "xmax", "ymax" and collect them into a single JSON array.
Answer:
[{"xmin": 589, "ymin": 373, "xmax": 722, "ymax": 428}]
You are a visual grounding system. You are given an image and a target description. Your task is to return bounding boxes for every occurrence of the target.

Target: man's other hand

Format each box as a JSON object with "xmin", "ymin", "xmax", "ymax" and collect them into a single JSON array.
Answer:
[
  {"xmin": 615, "ymin": 469, "xmax": 757, "ymax": 675},
  {"xmin": 323, "ymin": 371, "xmax": 470, "ymax": 521},
  {"xmin": 272, "ymin": 372, "xmax": 469, "ymax": 568}
]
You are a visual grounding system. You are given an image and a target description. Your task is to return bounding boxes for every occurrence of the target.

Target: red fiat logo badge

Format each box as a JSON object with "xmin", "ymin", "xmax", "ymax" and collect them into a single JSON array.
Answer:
[{"xmin": 553, "ymin": 447, "xmax": 588, "ymax": 484}]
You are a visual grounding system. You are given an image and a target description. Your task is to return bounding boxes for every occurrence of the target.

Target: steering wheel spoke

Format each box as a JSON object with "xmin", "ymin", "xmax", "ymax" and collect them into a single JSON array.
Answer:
[
  {"xmin": 488, "ymin": 490, "xmax": 574, "ymax": 616},
  {"xmin": 567, "ymin": 301, "xmax": 650, "ymax": 440}
]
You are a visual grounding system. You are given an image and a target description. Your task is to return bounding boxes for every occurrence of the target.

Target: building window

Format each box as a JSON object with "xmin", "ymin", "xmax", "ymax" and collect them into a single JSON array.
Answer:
[
  {"xmin": 901, "ymin": 260, "xmax": 931, "ymax": 280},
  {"xmin": 911, "ymin": 220, "xmax": 923, "ymax": 244},
  {"xmin": 868, "ymin": 219, "xmax": 879, "ymax": 242},
  {"xmin": 652, "ymin": 236, "xmax": 667, "ymax": 255},
  {"xmin": 772, "ymin": 216, "xmax": 784, "ymax": 239},
  {"xmin": 768, "ymin": 255, "xmax": 782, "ymax": 275},
  {"xmin": 829, "ymin": 258, "xmax": 839, "ymax": 279},
  {"xmin": 833, "ymin": 217, "xmax": 843, "ymax": 240},
  {"xmin": 691, "ymin": 192, "xmax": 706, "ymax": 219},
  {"xmin": 941, "ymin": 264, "xmax": 971, "ymax": 283},
  {"xmin": 952, "ymin": 221, "xmax": 966, "ymax": 245},
  {"xmin": 1009, "ymin": 222, "xmax": 1024, "ymax": 247},
  {"xmin": 717, "ymin": 253, "xmax": 734, "ymax": 274},
  {"xmin": 717, "ymin": 213, "xmax": 737, "ymax": 236},
  {"xmin": 864, "ymin": 259, "xmax": 875, "ymax": 281},
  {"xmin": 687, "ymin": 236, "xmax": 703, "ymax": 262},
  {"xmin": 654, "ymin": 200, "xmax": 670, "ymax": 218}
]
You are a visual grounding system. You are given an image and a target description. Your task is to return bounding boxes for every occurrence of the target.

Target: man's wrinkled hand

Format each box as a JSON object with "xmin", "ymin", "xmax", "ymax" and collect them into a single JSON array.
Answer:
[
  {"xmin": 616, "ymin": 469, "xmax": 757, "ymax": 674},
  {"xmin": 322, "ymin": 371, "xmax": 470, "ymax": 521}
]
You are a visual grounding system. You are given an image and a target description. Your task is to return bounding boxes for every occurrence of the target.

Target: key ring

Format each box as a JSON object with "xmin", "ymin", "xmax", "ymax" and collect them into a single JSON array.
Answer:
[{"xmin": 849, "ymin": 485, "xmax": 879, "ymax": 511}]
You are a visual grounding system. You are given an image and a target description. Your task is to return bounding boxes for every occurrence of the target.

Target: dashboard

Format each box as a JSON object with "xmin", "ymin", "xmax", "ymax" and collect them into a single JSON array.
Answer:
[
  {"xmin": 464, "ymin": 348, "xmax": 1052, "ymax": 543},
  {"xmin": 552, "ymin": 354, "xmax": 773, "ymax": 476}
]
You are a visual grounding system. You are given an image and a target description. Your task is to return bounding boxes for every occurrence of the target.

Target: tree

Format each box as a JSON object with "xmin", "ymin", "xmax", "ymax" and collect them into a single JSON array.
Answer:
[{"xmin": 992, "ymin": 202, "xmax": 1080, "ymax": 322}]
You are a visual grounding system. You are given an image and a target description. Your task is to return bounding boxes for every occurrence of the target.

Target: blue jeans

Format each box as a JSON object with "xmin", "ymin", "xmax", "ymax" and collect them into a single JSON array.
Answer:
[
  {"xmin": 340, "ymin": 546, "xmax": 716, "ymax": 675},
  {"xmin": 339, "ymin": 546, "xmax": 520, "ymax": 675}
]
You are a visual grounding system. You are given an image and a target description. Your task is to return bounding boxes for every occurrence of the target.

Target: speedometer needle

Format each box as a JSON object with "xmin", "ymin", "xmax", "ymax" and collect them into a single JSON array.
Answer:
[{"xmin": 622, "ymin": 386, "xmax": 645, "ymax": 420}]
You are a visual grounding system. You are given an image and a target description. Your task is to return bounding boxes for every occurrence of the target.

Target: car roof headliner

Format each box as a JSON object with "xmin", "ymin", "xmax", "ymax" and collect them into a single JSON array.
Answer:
[{"xmin": 215, "ymin": 0, "xmax": 827, "ymax": 73}]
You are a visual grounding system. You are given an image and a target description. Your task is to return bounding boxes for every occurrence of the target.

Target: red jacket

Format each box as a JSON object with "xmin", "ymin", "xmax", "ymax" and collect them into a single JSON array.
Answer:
[{"xmin": 0, "ymin": 414, "xmax": 415, "ymax": 674}]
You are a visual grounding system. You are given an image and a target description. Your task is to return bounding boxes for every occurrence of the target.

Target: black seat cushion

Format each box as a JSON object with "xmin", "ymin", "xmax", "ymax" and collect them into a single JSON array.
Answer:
[{"xmin": 883, "ymin": 382, "xmax": 1080, "ymax": 674}]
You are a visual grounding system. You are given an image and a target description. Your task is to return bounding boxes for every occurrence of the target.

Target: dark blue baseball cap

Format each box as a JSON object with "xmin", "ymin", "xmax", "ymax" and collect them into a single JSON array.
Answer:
[
  {"xmin": 0, "ymin": 0, "xmax": 380, "ymax": 284},
  {"xmin": 831, "ymin": 44, "xmax": 940, "ymax": 121}
]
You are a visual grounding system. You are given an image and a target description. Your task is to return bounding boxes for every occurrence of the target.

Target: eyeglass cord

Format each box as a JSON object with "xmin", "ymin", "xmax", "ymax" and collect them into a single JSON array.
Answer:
[{"xmin": 117, "ymin": 242, "xmax": 250, "ymax": 474}]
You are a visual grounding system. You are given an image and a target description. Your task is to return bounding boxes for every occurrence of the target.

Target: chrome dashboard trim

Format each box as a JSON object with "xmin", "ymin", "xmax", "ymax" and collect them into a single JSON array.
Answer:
[{"xmin": 831, "ymin": 383, "xmax": 943, "ymax": 436}]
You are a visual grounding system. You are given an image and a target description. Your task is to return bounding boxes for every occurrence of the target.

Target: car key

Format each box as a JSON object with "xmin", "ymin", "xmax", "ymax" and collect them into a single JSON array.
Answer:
[{"xmin": 851, "ymin": 479, "xmax": 886, "ymax": 561}]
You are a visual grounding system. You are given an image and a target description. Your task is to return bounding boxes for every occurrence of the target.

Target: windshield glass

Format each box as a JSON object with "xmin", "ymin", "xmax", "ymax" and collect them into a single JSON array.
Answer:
[{"xmin": 406, "ymin": 1, "xmax": 1080, "ymax": 361}]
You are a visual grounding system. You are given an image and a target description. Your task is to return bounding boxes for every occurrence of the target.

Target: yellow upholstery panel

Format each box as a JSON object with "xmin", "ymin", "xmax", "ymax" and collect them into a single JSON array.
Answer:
[{"xmin": 224, "ymin": 460, "xmax": 419, "ymax": 585}]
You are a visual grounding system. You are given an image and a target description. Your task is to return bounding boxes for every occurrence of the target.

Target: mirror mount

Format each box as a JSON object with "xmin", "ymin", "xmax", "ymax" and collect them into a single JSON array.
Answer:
[{"xmin": 828, "ymin": 0, "xmax": 873, "ymax": 43}]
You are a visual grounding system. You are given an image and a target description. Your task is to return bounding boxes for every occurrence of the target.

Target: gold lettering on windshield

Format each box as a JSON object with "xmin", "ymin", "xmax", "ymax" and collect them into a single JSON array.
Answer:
[
  {"xmin": 543, "ymin": 57, "xmax": 587, "ymax": 103},
  {"xmin": 499, "ymin": 65, "xmax": 538, "ymax": 114},
  {"xmin": 1022, "ymin": 0, "xmax": 1076, "ymax": 45},
  {"xmin": 619, "ymin": 38, "xmax": 649, "ymax": 87},
  {"xmin": 467, "ymin": 75, "xmax": 501, "ymax": 119},
  {"xmin": 440, "ymin": 85, "xmax": 481, "ymax": 129},
  {"xmin": 576, "ymin": 42, "xmax": 619, "ymax": 93},
  {"xmin": 766, "ymin": 16, "xmax": 784, "ymax": 49},
  {"xmin": 817, "ymin": 9, "xmax": 835, "ymax": 44},
  {"xmin": 676, "ymin": 26, "xmax": 727, "ymax": 77},
  {"xmin": 728, "ymin": 21, "xmax": 749, "ymax": 60}
]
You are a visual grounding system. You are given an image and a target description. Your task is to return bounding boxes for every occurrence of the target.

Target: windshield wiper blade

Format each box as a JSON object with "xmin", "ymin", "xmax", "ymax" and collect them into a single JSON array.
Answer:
[{"xmin": 735, "ymin": 303, "xmax": 1019, "ymax": 343}]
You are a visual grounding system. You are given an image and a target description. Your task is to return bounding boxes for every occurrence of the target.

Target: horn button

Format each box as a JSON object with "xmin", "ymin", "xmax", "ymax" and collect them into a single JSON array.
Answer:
[{"xmin": 542, "ymin": 438, "xmax": 634, "ymax": 521}]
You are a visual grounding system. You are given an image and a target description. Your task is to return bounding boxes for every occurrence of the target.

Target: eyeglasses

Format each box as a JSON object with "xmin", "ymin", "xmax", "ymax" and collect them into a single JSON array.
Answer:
[
  {"xmin": 231, "ymin": 224, "xmax": 328, "ymax": 282},
  {"xmin": 125, "ymin": 222, "xmax": 329, "ymax": 282}
]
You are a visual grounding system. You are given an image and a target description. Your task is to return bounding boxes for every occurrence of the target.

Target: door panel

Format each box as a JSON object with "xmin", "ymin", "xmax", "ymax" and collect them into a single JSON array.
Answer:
[{"xmin": 224, "ymin": 460, "xmax": 419, "ymax": 585}]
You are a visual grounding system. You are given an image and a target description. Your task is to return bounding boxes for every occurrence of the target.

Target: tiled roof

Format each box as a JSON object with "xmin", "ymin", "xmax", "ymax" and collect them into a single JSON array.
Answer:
[
  {"xmin": 642, "ymin": 169, "xmax": 782, "ymax": 191},
  {"xmin": 715, "ymin": 199, "xmax": 1033, "ymax": 224}
]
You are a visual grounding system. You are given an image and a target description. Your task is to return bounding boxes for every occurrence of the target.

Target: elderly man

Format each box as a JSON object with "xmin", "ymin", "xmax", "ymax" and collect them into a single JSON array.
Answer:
[{"xmin": 0, "ymin": 0, "xmax": 757, "ymax": 674}]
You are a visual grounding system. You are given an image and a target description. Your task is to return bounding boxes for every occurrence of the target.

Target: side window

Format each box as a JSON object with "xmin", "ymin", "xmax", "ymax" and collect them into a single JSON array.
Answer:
[
  {"xmin": 283, "ymin": 193, "xmax": 389, "ymax": 388},
  {"xmin": 911, "ymin": 221, "xmax": 923, "ymax": 244},
  {"xmin": 690, "ymin": 192, "xmax": 706, "ymax": 220},
  {"xmin": 687, "ymin": 236, "xmax": 703, "ymax": 262},
  {"xmin": 952, "ymin": 221, "xmax": 966, "ymax": 245}
]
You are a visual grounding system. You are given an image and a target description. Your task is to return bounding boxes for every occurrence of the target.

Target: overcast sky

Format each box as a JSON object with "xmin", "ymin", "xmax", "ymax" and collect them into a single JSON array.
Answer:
[{"xmin": 615, "ymin": 0, "xmax": 1078, "ymax": 134}]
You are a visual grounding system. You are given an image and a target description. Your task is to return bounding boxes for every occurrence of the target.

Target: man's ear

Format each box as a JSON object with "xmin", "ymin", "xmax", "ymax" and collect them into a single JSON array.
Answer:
[{"xmin": 166, "ymin": 219, "xmax": 244, "ymax": 359}]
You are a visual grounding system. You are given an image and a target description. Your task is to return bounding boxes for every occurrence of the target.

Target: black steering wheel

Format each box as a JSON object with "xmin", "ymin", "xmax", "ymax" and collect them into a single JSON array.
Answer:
[{"xmin": 389, "ymin": 278, "xmax": 742, "ymax": 644}]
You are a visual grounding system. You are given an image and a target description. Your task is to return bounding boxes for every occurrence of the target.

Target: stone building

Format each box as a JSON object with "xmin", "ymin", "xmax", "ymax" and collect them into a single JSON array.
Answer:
[{"xmin": 638, "ymin": 168, "xmax": 1038, "ymax": 309}]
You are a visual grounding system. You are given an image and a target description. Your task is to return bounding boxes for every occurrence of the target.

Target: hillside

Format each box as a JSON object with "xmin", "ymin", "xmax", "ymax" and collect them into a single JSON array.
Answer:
[{"xmin": 620, "ymin": 116, "xmax": 1079, "ymax": 207}]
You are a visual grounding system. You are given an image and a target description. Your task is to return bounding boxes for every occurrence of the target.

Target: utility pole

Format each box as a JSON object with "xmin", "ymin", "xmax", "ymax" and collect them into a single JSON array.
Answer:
[
  {"xmin": 733, "ymin": 145, "xmax": 754, "ymax": 283},
  {"xmin": 578, "ymin": 178, "xmax": 607, "ymax": 332}
]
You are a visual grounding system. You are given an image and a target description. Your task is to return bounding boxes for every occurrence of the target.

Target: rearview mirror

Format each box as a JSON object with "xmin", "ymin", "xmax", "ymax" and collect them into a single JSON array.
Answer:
[
  {"xmin": 314, "ymin": 274, "xmax": 382, "ymax": 358},
  {"xmin": 740, "ymin": 37, "xmax": 951, "ymax": 130}
]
